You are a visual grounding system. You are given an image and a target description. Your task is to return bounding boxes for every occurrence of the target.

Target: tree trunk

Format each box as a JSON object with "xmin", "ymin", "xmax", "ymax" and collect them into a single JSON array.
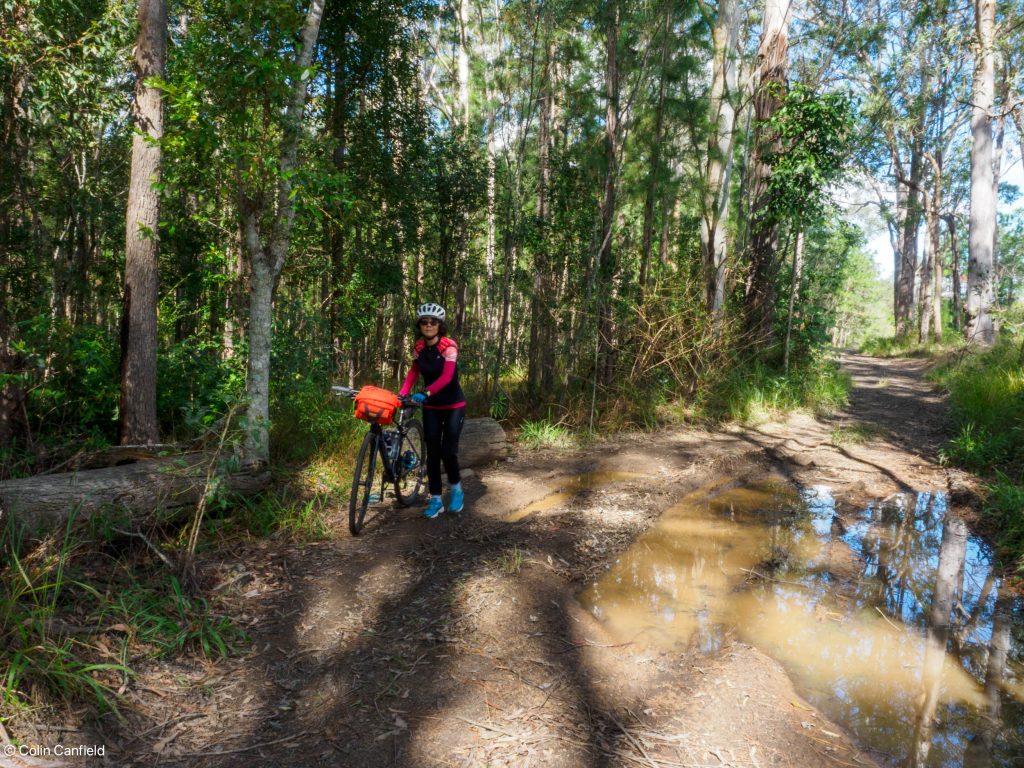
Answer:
[
  {"xmin": 931, "ymin": 216, "xmax": 942, "ymax": 340},
  {"xmin": 528, "ymin": 35, "xmax": 554, "ymax": 398},
  {"xmin": 240, "ymin": 0, "xmax": 325, "ymax": 464},
  {"xmin": 456, "ymin": 0, "xmax": 471, "ymax": 131},
  {"xmin": 892, "ymin": 182, "xmax": 907, "ymax": 332},
  {"xmin": 992, "ymin": 61, "xmax": 1008, "ymax": 263},
  {"xmin": 744, "ymin": 0, "xmax": 790, "ymax": 347},
  {"xmin": 964, "ymin": 588, "xmax": 1011, "ymax": 765},
  {"xmin": 0, "ymin": 5, "xmax": 29, "ymax": 448},
  {"xmin": 783, "ymin": 228, "xmax": 803, "ymax": 372},
  {"xmin": 945, "ymin": 214, "xmax": 962, "ymax": 331},
  {"xmin": 896, "ymin": 155, "xmax": 923, "ymax": 337},
  {"xmin": 700, "ymin": 0, "xmax": 738, "ymax": 323},
  {"xmin": 0, "ymin": 453, "xmax": 271, "ymax": 540},
  {"xmin": 965, "ymin": 0, "xmax": 996, "ymax": 345},
  {"xmin": 119, "ymin": 0, "xmax": 167, "ymax": 446},
  {"xmin": 918, "ymin": 218, "xmax": 934, "ymax": 343},
  {"xmin": 330, "ymin": 48, "xmax": 348, "ymax": 376},
  {"xmin": 641, "ymin": 8, "xmax": 672, "ymax": 304},
  {"xmin": 596, "ymin": 0, "xmax": 620, "ymax": 387},
  {"xmin": 492, "ymin": 228, "xmax": 515, "ymax": 399}
]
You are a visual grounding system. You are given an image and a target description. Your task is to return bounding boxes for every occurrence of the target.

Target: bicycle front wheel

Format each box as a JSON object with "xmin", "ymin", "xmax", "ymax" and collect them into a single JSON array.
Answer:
[
  {"xmin": 394, "ymin": 418, "xmax": 426, "ymax": 507},
  {"xmin": 349, "ymin": 431, "xmax": 379, "ymax": 535}
]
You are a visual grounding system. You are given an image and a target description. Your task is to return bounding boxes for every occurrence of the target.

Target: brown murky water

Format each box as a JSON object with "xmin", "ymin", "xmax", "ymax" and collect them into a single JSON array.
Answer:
[{"xmin": 578, "ymin": 479, "xmax": 1024, "ymax": 767}]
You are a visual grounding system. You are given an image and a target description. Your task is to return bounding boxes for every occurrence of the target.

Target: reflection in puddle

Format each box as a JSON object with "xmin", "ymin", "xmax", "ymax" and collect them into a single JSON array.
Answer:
[
  {"xmin": 504, "ymin": 471, "xmax": 648, "ymax": 522},
  {"xmin": 579, "ymin": 481, "xmax": 1024, "ymax": 766}
]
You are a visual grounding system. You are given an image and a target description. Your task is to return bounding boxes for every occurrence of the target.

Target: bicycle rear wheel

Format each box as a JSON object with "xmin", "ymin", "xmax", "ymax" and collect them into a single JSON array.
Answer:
[
  {"xmin": 349, "ymin": 431, "xmax": 379, "ymax": 535},
  {"xmin": 394, "ymin": 419, "xmax": 426, "ymax": 506}
]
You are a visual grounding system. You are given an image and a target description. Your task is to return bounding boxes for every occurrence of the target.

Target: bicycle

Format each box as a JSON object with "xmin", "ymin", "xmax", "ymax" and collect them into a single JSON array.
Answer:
[{"xmin": 332, "ymin": 386, "xmax": 427, "ymax": 535}]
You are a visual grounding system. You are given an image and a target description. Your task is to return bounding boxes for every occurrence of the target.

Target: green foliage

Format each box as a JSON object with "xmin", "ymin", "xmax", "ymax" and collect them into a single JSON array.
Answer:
[
  {"xmin": 933, "ymin": 336, "xmax": 1024, "ymax": 569},
  {"xmin": 699, "ymin": 356, "xmax": 850, "ymax": 424},
  {"xmin": 764, "ymin": 84, "xmax": 856, "ymax": 226},
  {"xmin": 1, "ymin": 516, "xmax": 128, "ymax": 712},
  {"xmin": 237, "ymin": 488, "xmax": 332, "ymax": 540},
  {"xmin": 1, "ymin": 514, "xmax": 247, "ymax": 715},
  {"xmin": 518, "ymin": 419, "xmax": 574, "ymax": 450},
  {"xmin": 934, "ymin": 338, "xmax": 1024, "ymax": 478},
  {"xmin": 23, "ymin": 320, "xmax": 121, "ymax": 443},
  {"xmin": 494, "ymin": 546, "xmax": 525, "ymax": 576},
  {"xmin": 270, "ymin": 374, "xmax": 365, "ymax": 464},
  {"xmin": 113, "ymin": 577, "xmax": 246, "ymax": 660},
  {"xmin": 983, "ymin": 476, "xmax": 1024, "ymax": 573},
  {"xmin": 996, "ymin": 209, "xmax": 1024, "ymax": 307},
  {"xmin": 860, "ymin": 333, "xmax": 966, "ymax": 358},
  {"xmin": 158, "ymin": 338, "xmax": 247, "ymax": 441},
  {"xmin": 831, "ymin": 248, "xmax": 893, "ymax": 347},
  {"xmin": 860, "ymin": 301, "xmax": 966, "ymax": 357}
]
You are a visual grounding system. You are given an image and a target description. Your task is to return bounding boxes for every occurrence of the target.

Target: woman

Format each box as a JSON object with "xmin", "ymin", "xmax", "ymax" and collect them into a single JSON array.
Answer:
[{"xmin": 398, "ymin": 303, "xmax": 466, "ymax": 518}]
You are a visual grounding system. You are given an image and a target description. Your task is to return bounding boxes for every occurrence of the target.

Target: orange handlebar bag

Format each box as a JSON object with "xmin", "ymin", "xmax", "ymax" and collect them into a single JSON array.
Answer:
[{"xmin": 353, "ymin": 386, "xmax": 402, "ymax": 426}]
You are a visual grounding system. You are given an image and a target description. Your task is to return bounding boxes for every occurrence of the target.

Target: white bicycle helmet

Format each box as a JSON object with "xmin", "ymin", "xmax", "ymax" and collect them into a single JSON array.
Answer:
[{"xmin": 416, "ymin": 302, "xmax": 446, "ymax": 321}]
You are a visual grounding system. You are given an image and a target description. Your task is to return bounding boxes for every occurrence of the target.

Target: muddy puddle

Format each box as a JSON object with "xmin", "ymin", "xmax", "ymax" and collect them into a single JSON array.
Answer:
[
  {"xmin": 579, "ymin": 479, "xmax": 1024, "ymax": 766},
  {"xmin": 504, "ymin": 471, "xmax": 647, "ymax": 522}
]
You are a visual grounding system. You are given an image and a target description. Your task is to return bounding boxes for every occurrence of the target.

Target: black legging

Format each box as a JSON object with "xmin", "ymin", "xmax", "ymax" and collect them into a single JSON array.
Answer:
[{"xmin": 422, "ymin": 406, "xmax": 465, "ymax": 496}]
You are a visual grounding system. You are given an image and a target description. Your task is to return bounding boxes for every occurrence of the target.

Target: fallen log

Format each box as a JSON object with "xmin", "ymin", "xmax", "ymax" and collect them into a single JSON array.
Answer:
[
  {"xmin": 459, "ymin": 417, "xmax": 508, "ymax": 467},
  {"xmin": 0, "ymin": 418, "xmax": 506, "ymax": 537},
  {"xmin": 0, "ymin": 453, "xmax": 270, "ymax": 538}
]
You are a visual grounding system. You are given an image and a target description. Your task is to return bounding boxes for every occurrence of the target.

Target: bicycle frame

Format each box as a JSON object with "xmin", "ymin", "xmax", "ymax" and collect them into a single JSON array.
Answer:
[
  {"xmin": 368, "ymin": 404, "xmax": 415, "ymax": 486},
  {"xmin": 333, "ymin": 385, "xmax": 426, "ymax": 534}
]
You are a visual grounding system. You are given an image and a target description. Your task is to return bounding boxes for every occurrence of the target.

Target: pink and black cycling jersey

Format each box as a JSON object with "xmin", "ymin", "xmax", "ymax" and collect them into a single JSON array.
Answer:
[{"xmin": 398, "ymin": 337, "xmax": 466, "ymax": 409}]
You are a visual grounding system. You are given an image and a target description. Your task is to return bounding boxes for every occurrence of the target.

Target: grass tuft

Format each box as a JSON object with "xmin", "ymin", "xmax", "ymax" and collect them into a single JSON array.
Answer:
[
  {"xmin": 495, "ymin": 546, "xmax": 525, "ymax": 575},
  {"xmin": 237, "ymin": 488, "xmax": 332, "ymax": 540},
  {"xmin": 518, "ymin": 419, "xmax": 575, "ymax": 450}
]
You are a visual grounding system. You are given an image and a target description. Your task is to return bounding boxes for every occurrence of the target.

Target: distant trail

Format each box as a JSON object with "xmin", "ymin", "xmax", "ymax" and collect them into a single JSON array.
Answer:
[
  {"xmin": 837, "ymin": 351, "xmax": 949, "ymax": 457},
  {"xmin": 725, "ymin": 351, "xmax": 953, "ymax": 502}
]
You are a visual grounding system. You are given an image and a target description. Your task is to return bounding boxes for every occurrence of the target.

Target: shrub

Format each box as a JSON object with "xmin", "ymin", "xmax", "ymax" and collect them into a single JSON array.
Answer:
[{"xmin": 698, "ymin": 356, "xmax": 849, "ymax": 423}]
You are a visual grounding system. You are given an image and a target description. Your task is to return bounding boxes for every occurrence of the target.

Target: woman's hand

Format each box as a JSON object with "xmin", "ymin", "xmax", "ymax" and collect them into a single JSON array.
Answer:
[{"xmin": 411, "ymin": 392, "xmax": 428, "ymax": 404}]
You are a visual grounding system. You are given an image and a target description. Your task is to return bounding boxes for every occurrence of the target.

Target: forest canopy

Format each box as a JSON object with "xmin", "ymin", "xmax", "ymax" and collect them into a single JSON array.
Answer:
[{"xmin": 1, "ymin": 0, "xmax": 1021, "ymax": 473}]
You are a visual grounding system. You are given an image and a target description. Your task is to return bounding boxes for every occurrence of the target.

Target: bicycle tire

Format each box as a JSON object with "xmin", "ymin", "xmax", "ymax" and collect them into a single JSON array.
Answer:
[
  {"xmin": 394, "ymin": 419, "xmax": 426, "ymax": 507},
  {"xmin": 349, "ymin": 431, "xmax": 379, "ymax": 535}
]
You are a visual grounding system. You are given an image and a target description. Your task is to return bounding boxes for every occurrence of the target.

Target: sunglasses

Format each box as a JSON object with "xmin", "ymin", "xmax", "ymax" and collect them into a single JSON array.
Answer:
[{"xmin": 419, "ymin": 318, "xmax": 439, "ymax": 326}]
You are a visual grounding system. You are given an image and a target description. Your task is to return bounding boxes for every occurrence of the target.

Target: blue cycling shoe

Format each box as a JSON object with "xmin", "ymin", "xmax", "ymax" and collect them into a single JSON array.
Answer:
[
  {"xmin": 423, "ymin": 496, "xmax": 445, "ymax": 519},
  {"xmin": 449, "ymin": 485, "xmax": 464, "ymax": 514}
]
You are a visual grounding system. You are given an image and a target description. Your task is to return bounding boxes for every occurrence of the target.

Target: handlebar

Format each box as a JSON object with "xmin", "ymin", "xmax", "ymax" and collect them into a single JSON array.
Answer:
[{"xmin": 330, "ymin": 385, "xmax": 421, "ymax": 409}]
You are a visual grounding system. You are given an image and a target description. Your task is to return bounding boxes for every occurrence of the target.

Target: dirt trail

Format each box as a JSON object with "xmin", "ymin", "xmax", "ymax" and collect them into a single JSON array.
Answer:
[{"xmin": 13, "ymin": 354, "xmax": 967, "ymax": 767}]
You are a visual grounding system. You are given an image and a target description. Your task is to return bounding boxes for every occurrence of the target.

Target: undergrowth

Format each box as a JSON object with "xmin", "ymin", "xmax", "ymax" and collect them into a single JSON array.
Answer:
[
  {"xmin": 518, "ymin": 419, "xmax": 576, "ymax": 450},
  {"xmin": 696, "ymin": 356, "xmax": 850, "ymax": 424},
  {"xmin": 859, "ymin": 335, "xmax": 965, "ymax": 358},
  {"xmin": 932, "ymin": 335, "xmax": 1024, "ymax": 571},
  {"xmin": 1, "ymin": 516, "xmax": 248, "ymax": 718},
  {"xmin": 237, "ymin": 487, "xmax": 332, "ymax": 539}
]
